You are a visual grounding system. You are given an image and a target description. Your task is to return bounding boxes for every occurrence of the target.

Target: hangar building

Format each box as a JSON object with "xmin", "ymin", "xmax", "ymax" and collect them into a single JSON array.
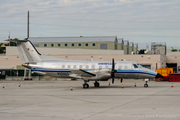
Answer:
[{"xmin": 29, "ymin": 36, "xmax": 138, "ymax": 54}]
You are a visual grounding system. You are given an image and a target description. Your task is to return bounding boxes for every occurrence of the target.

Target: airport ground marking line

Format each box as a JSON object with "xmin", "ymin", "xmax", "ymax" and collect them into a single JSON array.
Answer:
[
  {"xmin": 46, "ymin": 94, "xmax": 96, "ymax": 103},
  {"xmin": 79, "ymin": 86, "xmax": 177, "ymax": 120}
]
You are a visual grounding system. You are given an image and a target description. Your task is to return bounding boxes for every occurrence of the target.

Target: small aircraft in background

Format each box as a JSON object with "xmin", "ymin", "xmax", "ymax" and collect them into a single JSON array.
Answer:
[{"xmin": 8, "ymin": 39, "xmax": 163, "ymax": 88}]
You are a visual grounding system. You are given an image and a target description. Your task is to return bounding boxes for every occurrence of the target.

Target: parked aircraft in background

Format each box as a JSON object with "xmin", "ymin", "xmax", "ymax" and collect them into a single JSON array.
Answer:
[{"xmin": 8, "ymin": 40, "xmax": 163, "ymax": 88}]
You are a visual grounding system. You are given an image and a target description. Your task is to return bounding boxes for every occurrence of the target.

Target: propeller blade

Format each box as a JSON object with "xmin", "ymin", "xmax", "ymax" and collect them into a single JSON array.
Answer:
[
  {"xmin": 112, "ymin": 58, "xmax": 114, "ymax": 71},
  {"xmin": 121, "ymin": 79, "xmax": 123, "ymax": 83},
  {"xmin": 111, "ymin": 58, "xmax": 115, "ymax": 84}
]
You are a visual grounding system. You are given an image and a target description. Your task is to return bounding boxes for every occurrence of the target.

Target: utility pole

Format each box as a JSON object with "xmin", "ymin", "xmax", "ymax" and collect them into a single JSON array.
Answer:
[{"xmin": 27, "ymin": 11, "xmax": 29, "ymax": 38}]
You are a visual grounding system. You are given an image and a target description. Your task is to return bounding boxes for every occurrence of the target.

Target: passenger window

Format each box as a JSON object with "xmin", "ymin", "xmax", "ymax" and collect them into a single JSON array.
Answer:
[
  {"xmin": 86, "ymin": 65, "xmax": 89, "ymax": 69},
  {"xmin": 92, "ymin": 65, "xmax": 95, "ymax": 69},
  {"xmin": 73, "ymin": 65, "xmax": 76, "ymax": 69},
  {"xmin": 118, "ymin": 66, "xmax": 122, "ymax": 69},
  {"xmin": 99, "ymin": 66, "xmax": 102, "ymax": 69},
  {"xmin": 62, "ymin": 65, "xmax": 65, "ymax": 68},
  {"xmin": 79, "ymin": 65, "xmax": 82, "ymax": 69},
  {"xmin": 68, "ymin": 65, "xmax": 71, "ymax": 68},
  {"xmin": 105, "ymin": 66, "xmax": 108, "ymax": 69},
  {"xmin": 124, "ymin": 66, "xmax": 128, "ymax": 69}
]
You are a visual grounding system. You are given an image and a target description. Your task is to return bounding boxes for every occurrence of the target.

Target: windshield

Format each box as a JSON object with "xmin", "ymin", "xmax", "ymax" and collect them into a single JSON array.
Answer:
[
  {"xmin": 133, "ymin": 64, "xmax": 138, "ymax": 68},
  {"xmin": 137, "ymin": 64, "xmax": 143, "ymax": 68}
]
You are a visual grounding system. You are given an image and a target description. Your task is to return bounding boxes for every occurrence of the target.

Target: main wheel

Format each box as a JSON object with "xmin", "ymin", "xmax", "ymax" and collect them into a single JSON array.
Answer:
[
  {"xmin": 94, "ymin": 82, "xmax": 100, "ymax": 87},
  {"xmin": 83, "ymin": 84, "xmax": 89, "ymax": 88}
]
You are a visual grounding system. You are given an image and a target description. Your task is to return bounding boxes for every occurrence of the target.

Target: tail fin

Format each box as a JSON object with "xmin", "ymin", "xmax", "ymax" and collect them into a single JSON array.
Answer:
[
  {"xmin": 7, "ymin": 40, "xmax": 62, "ymax": 63},
  {"xmin": 10, "ymin": 40, "xmax": 41, "ymax": 63}
]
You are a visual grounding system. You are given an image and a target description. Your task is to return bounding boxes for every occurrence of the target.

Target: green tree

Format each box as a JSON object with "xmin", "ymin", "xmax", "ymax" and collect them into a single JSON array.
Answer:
[
  {"xmin": 138, "ymin": 49, "xmax": 146, "ymax": 54},
  {"xmin": 0, "ymin": 43, "xmax": 5, "ymax": 53},
  {"xmin": 171, "ymin": 47, "xmax": 178, "ymax": 52},
  {"xmin": 4, "ymin": 38, "xmax": 18, "ymax": 46}
]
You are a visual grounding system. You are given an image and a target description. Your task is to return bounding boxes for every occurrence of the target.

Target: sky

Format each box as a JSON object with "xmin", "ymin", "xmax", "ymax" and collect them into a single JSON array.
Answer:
[{"xmin": 0, "ymin": 0, "xmax": 180, "ymax": 50}]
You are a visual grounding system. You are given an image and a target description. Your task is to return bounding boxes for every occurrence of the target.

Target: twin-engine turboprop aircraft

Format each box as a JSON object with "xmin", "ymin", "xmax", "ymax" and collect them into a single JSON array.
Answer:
[{"xmin": 8, "ymin": 40, "xmax": 163, "ymax": 88}]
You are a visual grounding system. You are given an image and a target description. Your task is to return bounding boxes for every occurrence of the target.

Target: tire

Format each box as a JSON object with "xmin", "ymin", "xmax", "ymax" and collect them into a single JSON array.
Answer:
[
  {"xmin": 144, "ymin": 84, "xmax": 148, "ymax": 88},
  {"xmin": 83, "ymin": 84, "xmax": 89, "ymax": 88}
]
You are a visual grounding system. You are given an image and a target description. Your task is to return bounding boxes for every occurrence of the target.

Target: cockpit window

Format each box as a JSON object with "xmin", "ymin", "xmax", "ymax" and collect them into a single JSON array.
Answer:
[
  {"xmin": 137, "ymin": 64, "xmax": 143, "ymax": 68},
  {"xmin": 133, "ymin": 64, "xmax": 138, "ymax": 68}
]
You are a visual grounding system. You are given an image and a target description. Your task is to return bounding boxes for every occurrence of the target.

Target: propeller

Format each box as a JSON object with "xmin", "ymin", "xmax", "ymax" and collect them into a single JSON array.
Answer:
[{"xmin": 111, "ymin": 58, "xmax": 117, "ymax": 84}]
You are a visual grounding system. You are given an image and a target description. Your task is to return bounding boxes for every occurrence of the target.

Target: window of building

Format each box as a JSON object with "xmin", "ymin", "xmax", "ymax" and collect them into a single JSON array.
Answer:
[
  {"xmin": 78, "ymin": 43, "xmax": 81, "ymax": 46},
  {"xmin": 100, "ymin": 43, "xmax": 107, "ymax": 49},
  {"xmin": 85, "ymin": 43, "xmax": 88, "ymax": 46},
  {"xmin": 44, "ymin": 44, "xmax": 47, "ymax": 47},
  {"xmin": 71, "ymin": 43, "xmax": 74, "ymax": 47},
  {"xmin": 65, "ymin": 43, "xmax": 68, "ymax": 47},
  {"xmin": 51, "ymin": 44, "xmax": 54, "ymax": 47},
  {"xmin": 92, "ymin": 43, "xmax": 95, "ymax": 46},
  {"xmin": 58, "ymin": 44, "xmax": 61, "ymax": 47}
]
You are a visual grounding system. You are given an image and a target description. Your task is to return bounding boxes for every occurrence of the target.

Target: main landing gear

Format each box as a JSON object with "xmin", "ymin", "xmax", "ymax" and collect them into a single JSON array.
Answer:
[
  {"xmin": 83, "ymin": 81, "xmax": 100, "ymax": 88},
  {"xmin": 94, "ymin": 81, "xmax": 100, "ymax": 87},
  {"xmin": 144, "ymin": 79, "xmax": 149, "ymax": 88},
  {"xmin": 83, "ymin": 80, "xmax": 89, "ymax": 89}
]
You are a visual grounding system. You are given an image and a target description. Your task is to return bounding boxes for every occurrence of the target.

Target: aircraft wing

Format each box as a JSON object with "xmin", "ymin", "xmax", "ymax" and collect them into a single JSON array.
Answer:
[{"xmin": 70, "ymin": 69, "xmax": 96, "ymax": 77}]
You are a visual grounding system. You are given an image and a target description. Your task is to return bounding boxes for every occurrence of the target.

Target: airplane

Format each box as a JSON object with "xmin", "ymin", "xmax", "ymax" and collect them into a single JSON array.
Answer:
[{"xmin": 8, "ymin": 39, "xmax": 163, "ymax": 88}]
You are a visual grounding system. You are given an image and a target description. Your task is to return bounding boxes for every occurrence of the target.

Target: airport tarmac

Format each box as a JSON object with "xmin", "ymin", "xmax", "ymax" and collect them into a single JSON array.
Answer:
[{"xmin": 0, "ymin": 79, "xmax": 180, "ymax": 120}]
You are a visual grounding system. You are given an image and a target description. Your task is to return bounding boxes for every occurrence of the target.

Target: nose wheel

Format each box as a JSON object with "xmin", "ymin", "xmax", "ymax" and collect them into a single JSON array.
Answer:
[
  {"xmin": 144, "ymin": 80, "xmax": 148, "ymax": 88},
  {"xmin": 144, "ymin": 84, "xmax": 148, "ymax": 88}
]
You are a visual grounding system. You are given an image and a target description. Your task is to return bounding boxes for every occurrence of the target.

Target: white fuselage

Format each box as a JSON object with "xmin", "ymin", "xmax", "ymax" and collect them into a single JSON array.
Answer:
[{"xmin": 26, "ymin": 60, "xmax": 158, "ymax": 81}]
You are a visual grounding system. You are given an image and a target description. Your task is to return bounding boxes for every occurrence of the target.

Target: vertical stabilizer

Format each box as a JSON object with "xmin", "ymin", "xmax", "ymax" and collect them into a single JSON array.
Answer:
[{"xmin": 14, "ymin": 40, "xmax": 42, "ymax": 63}]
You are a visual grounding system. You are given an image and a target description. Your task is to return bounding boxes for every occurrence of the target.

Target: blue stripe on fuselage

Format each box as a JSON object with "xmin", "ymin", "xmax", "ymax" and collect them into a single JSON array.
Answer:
[
  {"xmin": 116, "ymin": 70, "xmax": 156, "ymax": 76},
  {"xmin": 31, "ymin": 68, "xmax": 156, "ymax": 76},
  {"xmin": 31, "ymin": 68, "xmax": 71, "ymax": 72}
]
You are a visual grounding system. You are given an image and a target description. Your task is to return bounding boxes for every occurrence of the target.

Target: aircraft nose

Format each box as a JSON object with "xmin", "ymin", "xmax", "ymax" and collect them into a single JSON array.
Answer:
[{"xmin": 155, "ymin": 73, "xmax": 163, "ymax": 78}]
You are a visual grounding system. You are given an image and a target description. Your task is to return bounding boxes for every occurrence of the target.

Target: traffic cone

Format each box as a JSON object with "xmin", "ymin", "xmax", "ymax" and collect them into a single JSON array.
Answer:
[
  {"xmin": 70, "ymin": 86, "xmax": 73, "ymax": 91},
  {"xmin": 2, "ymin": 84, "xmax": 4, "ymax": 88},
  {"xmin": 122, "ymin": 84, "xmax": 124, "ymax": 88},
  {"xmin": 19, "ymin": 83, "xmax": 21, "ymax": 87},
  {"xmin": 171, "ymin": 83, "xmax": 173, "ymax": 87},
  {"xmin": 134, "ymin": 83, "xmax": 136, "ymax": 87},
  {"xmin": 109, "ymin": 82, "xmax": 110, "ymax": 86}
]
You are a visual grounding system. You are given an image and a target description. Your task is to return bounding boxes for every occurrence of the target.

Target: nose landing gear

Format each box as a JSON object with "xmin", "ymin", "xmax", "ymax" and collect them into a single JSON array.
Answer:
[{"xmin": 144, "ymin": 79, "xmax": 149, "ymax": 88}]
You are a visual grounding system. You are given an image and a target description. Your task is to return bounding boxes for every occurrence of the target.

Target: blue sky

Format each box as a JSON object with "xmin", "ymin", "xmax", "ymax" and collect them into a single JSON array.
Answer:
[{"xmin": 0, "ymin": 0, "xmax": 180, "ymax": 50}]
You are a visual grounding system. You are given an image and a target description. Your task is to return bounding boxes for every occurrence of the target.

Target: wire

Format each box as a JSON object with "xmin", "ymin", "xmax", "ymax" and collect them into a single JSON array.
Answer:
[
  {"xmin": 30, "ymin": 16, "xmax": 180, "ymax": 23},
  {"xmin": 29, "ymin": 23, "xmax": 180, "ymax": 30}
]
